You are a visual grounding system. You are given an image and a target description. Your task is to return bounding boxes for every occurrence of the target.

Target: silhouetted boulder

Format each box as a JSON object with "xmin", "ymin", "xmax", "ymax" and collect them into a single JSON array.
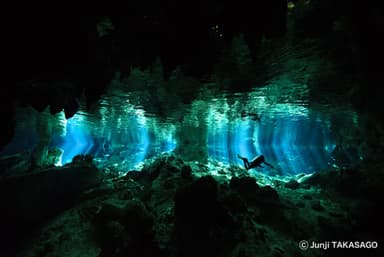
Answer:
[
  {"xmin": 285, "ymin": 179, "xmax": 300, "ymax": 189},
  {"xmin": 94, "ymin": 199, "xmax": 162, "ymax": 257},
  {"xmin": 0, "ymin": 165, "xmax": 102, "ymax": 254},
  {"xmin": 181, "ymin": 165, "xmax": 192, "ymax": 179},
  {"xmin": 229, "ymin": 176, "xmax": 259, "ymax": 197},
  {"xmin": 174, "ymin": 175, "xmax": 236, "ymax": 257}
]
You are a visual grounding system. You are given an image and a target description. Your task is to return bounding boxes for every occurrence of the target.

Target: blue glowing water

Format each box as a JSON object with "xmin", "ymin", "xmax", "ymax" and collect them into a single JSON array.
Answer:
[
  {"xmin": 208, "ymin": 114, "xmax": 336, "ymax": 175},
  {"xmin": 50, "ymin": 112, "xmax": 172, "ymax": 170},
  {"xmin": 50, "ymin": 118, "xmax": 94, "ymax": 164},
  {"xmin": 1, "ymin": 85, "xmax": 353, "ymax": 177}
]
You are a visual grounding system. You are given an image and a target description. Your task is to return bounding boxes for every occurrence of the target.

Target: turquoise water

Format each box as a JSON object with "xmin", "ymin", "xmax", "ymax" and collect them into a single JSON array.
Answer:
[{"xmin": 1, "ymin": 80, "xmax": 359, "ymax": 175}]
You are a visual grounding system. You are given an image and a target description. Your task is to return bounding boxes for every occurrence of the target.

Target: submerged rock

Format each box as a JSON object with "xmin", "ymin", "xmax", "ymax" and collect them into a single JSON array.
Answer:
[
  {"xmin": 174, "ymin": 175, "xmax": 236, "ymax": 257},
  {"xmin": 93, "ymin": 199, "xmax": 162, "ymax": 257},
  {"xmin": 0, "ymin": 151, "xmax": 31, "ymax": 177},
  {"xmin": 229, "ymin": 176, "xmax": 259, "ymax": 196},
  {"xmin": 311, "ymin": 200, "xmax": 324, "ymax": 212},
  {"xmin": 4, "ymin": 154, "xmax": 383, "ymax": 257},
  {"xmin": 284, "ymin": 179, "xmax": 299, "ymax": 190},
  {"xmin": 181, "ymin": 164, "xmax": 192, "ymax": 179},
  {"xmin": 0, "ymin": 165, "xmax": 102, "ymax": 254},
  {"xmin": 229, "ymin": 176, "xmax": 280, "ymax": 207}
]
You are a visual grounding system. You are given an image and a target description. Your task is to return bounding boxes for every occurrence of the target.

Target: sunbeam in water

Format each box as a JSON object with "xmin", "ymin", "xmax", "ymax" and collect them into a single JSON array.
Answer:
[
  {"xmin": 206, "ymin": 90, "xmax": 337, "ymax": 176},
  {"xmin": 208, "ymin": 115, "xmax": 336, "ymax": 176}
]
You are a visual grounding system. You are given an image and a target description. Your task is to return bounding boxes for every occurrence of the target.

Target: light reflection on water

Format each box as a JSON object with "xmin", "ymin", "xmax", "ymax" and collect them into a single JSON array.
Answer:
[
  {"xmin": 53, "ymin": 96, "xmax": 177, "ymax": 170},
  {"xmin": 1, "ymin": 80, "xmax": 359, "ymax": 175},
  {"xmin": 204, "ymin": 83, "xmax": 335, "ymax": 175}
]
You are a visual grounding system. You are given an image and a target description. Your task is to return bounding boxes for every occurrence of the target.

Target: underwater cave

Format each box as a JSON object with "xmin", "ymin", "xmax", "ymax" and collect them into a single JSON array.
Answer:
[{"xmin": 1, "ymin": 2, "xmax": 384, "ymax": 257}]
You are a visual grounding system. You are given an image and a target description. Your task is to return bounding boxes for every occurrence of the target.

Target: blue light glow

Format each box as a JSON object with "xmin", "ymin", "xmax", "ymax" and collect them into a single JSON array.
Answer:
[
  {"xmin": 50, "ymin": 111, "xmax": 175, "ymax": 171},
  {"xmin": 52, "ymin": 116, "xmax": 94, "ymax": 164},
  {"xmin": 208, "ymin": 114, "xmax": 336, "ymax": 176}
]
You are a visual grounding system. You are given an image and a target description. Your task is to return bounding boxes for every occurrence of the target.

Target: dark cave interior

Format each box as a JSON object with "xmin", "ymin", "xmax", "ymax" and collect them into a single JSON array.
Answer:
[{"xmin": 1, "ymin": 1, "xmax": 384, "ymax": 257}]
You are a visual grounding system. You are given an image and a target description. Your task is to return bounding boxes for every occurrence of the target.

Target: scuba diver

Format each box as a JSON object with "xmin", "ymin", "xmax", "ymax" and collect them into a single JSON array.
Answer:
[{"xmin": 237, "ymin": 154, "xmax": 274, "ymax": 170}]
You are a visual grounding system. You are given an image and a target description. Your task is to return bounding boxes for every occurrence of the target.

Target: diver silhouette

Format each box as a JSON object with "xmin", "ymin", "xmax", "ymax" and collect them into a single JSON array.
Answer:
[{"xmin": 237, "ymin": 154, "xmax": 274, "ymax": 170}]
